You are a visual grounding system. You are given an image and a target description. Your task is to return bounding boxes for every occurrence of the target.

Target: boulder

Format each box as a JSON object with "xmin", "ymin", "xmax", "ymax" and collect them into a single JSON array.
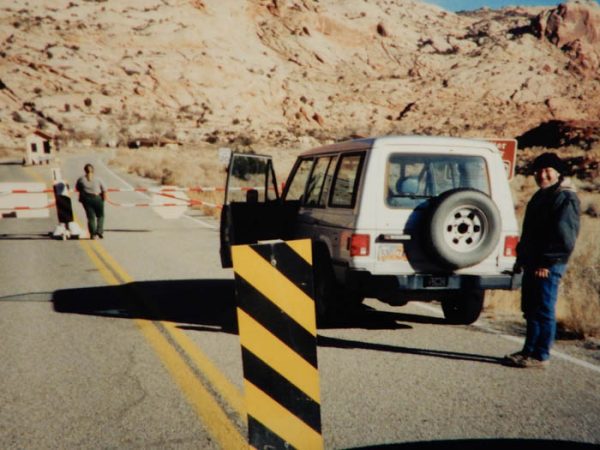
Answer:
[{"xmin": 533, "ymin": 1, "xmax": 600, "ymax": 75}]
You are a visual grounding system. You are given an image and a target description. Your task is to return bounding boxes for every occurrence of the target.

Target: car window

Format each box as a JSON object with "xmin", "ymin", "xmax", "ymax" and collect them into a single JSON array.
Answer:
[
  {"xmin": 330, "ymin": 153, "xmax": 364, "ymax": 208},
  {"xmin": 304, "ymin": 156, "xmax": 334, "ymax": 208},
  {"xmin": 318, "ymin": 157, "xmax": 335, "ymax": 207},
  {"xmin": 226, "ymin": 153, "xmax": 275, "ymax": 203},
  {"xmin": 387, "ymin": 154, "xmax": 490, "ymax": 208},
  {"xmin": 285, "ymin": 158, "xmax": 313, "ymax": 202}
]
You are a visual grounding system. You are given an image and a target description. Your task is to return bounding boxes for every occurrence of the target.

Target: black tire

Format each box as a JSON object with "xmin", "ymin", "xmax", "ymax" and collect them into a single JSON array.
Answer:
[
  {"xmin": 341, "ymin": 288, "xmax": 364, "ymax": 309},
  {"xmin": 312, "ymin": 243, "xmax": 339, "ymax": 324},
  {"xmin": 425, "ymin": 188, "xmax": 501, "ymax": 269},
  {"xmin": 441, "ymin": 290, "xmax": 485, "ymax": 325},
  {"xmin": 219, "ymin": 205, "xmax": 233, "ymax": 268}
]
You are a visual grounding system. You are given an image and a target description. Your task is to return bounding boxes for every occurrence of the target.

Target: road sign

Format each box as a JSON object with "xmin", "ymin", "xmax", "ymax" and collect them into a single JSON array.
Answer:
[{"xmin": 486, "ymin": 138, "xmax": 518, "ymax": 180}]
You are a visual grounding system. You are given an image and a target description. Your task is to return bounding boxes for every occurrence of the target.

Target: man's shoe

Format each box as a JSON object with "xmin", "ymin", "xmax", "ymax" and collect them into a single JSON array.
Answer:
[
  {"xmin": 503, "ymin": 351, "xmax": 529, "ymax": 366},
  {"xmin": 97, "ymin": 233, "xmax": 104, "ymax": 239},
  {"xmin": 512, "ymin": 357, "xmax": 549, "ymax": 369},
  {"xmin": 92, "ymin": 234, "xmax": 99, "ymax": 240}
]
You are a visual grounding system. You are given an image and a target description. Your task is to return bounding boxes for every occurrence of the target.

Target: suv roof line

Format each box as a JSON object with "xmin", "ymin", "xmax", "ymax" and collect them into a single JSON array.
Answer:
[
  {"xmin": 300, "ymin": 138, "xmax": 375, "ymax": 156},
  {"xmin": 299, "ymin": 135, "xmax": 500, "ymax": 157}
]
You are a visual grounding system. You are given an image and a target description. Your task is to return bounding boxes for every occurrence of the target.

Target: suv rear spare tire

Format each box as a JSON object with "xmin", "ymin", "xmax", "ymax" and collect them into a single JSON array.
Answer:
[{"xmin": 425, "ymin": 188, "xmax": 501, "ymax": 269}]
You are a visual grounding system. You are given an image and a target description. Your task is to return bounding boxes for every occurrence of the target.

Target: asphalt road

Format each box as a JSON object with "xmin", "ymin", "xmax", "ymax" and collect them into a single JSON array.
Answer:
[{"xmin": 1, "ymin": 154, "xmax": 599, "ymax": 449}]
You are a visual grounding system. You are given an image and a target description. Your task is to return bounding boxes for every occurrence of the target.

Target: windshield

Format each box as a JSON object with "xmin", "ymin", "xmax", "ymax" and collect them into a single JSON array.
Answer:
[{"xmin": 386, "ymin": 153, "xmax": 490, "ymax": 208}]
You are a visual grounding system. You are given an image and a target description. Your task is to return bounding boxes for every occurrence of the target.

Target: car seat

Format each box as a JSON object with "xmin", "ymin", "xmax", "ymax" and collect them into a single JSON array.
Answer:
[{"xmin": 396, "ymin": 176, "xmax": 419, "ymax": 194}]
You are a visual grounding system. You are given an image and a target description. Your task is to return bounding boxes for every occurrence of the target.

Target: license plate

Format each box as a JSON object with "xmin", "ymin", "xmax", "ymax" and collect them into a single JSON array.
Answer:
[
  {"xmin": 424, "ymin": 276, "xmax": 448, "ymax": 288},
  {"xmin": 377, "ymin": 244, "xmax": 407, "ymax": 262}
]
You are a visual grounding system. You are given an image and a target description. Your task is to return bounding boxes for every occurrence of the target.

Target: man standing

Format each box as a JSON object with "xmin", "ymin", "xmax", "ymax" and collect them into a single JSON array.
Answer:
[
  {"xmin": 76, "ymin": 163, "xmax": 106, "ymax": 239},
  {"xmin": 504, "ymin": 152, "xmax": 580, "ymax": 369}
]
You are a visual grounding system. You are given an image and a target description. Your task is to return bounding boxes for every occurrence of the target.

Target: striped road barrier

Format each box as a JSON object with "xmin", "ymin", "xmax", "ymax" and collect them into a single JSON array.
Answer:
[
  {"xmin": 232, "ymin": 239, "xmax": 323, "ymax": 450},
  {"xmin": 0, "ymin": 186, "xmax": 266, "ymax": 194},
  {"xmin": 0, "ymin": 182, "xmax": 52, "ymax": 218}
]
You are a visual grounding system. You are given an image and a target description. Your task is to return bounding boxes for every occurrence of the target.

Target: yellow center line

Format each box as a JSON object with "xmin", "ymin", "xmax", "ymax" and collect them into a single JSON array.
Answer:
[
  {"xmin": 82, "ymin": 234, "xmax": 246, "ymax": 420},
  {"xmin": 75, "ymin": 223, "xmax": 246, "ymax": 448},
  {"xmin": 163, "ymin": 321, "xmax": 248, "ymax": 422},
  {"xmin": 79, "ymin": 240, "xmax": 119, "ymax": 285}
]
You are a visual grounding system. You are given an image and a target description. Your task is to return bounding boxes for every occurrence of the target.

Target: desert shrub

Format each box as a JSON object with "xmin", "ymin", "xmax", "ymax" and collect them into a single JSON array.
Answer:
[
  {"xmin": 109, "ymin": 145, "xmax": 229, "ymax": 218},
  {"xmin": 107, "ymin": 142, "xmax": 303, "ymax": 219}
]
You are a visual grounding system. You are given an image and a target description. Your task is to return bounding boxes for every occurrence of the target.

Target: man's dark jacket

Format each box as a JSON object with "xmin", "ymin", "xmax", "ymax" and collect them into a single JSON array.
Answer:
[{"xmin": 516, "ymin": 181, "xmax": 580, "ymax": 269}]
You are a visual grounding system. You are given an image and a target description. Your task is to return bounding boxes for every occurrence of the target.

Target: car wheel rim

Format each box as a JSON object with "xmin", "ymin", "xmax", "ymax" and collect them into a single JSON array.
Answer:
[{"xmin": 442, "ymin": 206, "xmax": 487, "ymax": 252}]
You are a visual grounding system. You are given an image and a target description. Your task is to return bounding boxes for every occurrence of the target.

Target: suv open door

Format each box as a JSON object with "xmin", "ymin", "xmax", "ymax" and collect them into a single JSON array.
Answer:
[{"xmin": 219, "ymin": 152, "xmax": 300, "ymax": 268}]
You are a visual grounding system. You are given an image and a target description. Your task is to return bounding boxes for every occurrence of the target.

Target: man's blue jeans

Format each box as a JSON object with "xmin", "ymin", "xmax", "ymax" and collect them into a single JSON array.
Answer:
[{"xmin": 521, "ymin": 263, "xmax": 566, "ymax": 361}]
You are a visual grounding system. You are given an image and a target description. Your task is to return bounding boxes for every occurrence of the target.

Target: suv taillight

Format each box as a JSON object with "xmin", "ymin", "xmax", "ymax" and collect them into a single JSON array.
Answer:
[
  {"xmin": 504, "ymin": 235, "xmax": 519, "ymax": 257},
  {"xmin": 349, "ymin": 234, "xmax": 370, "ymax": 257}
]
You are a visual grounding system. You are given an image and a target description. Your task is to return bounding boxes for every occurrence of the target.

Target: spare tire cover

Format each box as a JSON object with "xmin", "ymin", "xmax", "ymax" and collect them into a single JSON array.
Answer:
[{"xmin": 424, "ymin": 188, "xmax": 501, "ymax": 269}]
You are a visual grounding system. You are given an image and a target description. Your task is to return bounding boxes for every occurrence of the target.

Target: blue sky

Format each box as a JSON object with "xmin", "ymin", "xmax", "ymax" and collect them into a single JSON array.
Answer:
[{"xmin": 424, "ymin": 0, "xmax": 595, "ymax": 11}]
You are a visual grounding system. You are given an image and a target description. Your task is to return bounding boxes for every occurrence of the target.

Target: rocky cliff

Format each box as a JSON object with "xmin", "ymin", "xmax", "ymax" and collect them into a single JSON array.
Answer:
[{"xmin": 1, "ymin": 0, "xmax": 599, "ymax": 151}]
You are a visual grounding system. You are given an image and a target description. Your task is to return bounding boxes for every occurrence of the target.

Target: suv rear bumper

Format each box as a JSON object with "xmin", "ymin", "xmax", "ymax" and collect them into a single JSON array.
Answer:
[{"xmin": 347, "ymin": 271, "xmax": 522, "ymax": 296}]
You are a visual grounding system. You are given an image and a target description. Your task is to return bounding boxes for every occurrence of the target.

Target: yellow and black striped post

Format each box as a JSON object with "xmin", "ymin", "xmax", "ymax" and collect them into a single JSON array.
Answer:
[{"xmin": 232, "ymin": 239, "xmax": 323, "ymax": 450}]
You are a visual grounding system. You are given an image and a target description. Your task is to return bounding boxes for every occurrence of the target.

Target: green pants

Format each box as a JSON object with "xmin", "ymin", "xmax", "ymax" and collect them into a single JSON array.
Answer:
[{"xmin": 82, "ymin": 195, "xmax": 104, "ymax": 237}]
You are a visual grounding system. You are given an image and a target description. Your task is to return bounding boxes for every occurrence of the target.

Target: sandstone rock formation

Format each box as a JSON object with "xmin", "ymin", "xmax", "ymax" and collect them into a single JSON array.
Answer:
[
  {"xmin": 0, "ymin": 0, "xmax": 598, "ymax": 151},
  {"xmin": 534, "ymin": 0, "xmax": 600, "ymax": 76}
]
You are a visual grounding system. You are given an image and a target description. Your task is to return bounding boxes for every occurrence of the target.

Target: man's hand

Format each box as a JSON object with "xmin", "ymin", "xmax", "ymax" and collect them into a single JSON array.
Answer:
[{"xmin": 535, "ymin": 267, "xmax": 550, "ymax": 278}]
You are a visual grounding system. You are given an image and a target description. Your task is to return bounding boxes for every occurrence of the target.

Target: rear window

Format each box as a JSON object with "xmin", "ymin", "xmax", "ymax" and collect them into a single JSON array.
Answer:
[
  {"xmin": 330, "ymin": 153, "xmax": 365, "ymax": 208},
  {"xmin": 387, "ymin": 154, "xmax": 490, "ymax": 208},
  {"xmin": 304, "ymin": 156, "xmax": 335, "ymax": 207}
]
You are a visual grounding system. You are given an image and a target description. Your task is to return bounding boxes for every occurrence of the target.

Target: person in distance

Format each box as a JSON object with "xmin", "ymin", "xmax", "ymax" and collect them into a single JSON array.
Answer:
[{"xmin": 75, "ymin": 163, "xmax": 107, "ymax": 240}]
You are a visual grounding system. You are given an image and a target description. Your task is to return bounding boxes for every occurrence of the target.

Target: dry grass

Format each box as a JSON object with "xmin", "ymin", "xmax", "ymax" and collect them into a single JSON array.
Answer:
[
  {"xmin": 0, "ymin": 147, "xmax": 25, "ymax": 160},
  {"xmin": 108, "ymin": 143, "xmax": 302, "ymax": 218},
  {"xmin": 558, "ymin": 217, "xmax": 600, "ymax": 338},
  {"xmin": 109, "ymin": 145, "xmax": 227, "ymax": 187},
  {"xmin": 108, "ymin": 145, "xmax": 228, "ymax": 218}
]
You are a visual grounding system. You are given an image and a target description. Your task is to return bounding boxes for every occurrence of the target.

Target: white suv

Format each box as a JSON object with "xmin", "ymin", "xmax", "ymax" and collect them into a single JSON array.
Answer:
[{"xmin": 220, "ymin": 136, "xmax": 522, "ymax": 324}]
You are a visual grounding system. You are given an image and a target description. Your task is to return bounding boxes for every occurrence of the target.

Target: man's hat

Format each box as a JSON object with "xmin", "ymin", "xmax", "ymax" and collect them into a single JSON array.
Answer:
[{"xmin": 532, "ymin": 152, "xmax": 567, "ymax": 174}]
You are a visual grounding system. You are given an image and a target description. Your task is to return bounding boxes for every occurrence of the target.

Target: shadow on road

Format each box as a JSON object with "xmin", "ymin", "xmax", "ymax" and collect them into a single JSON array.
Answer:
[
  {"xmin": 52, "ymin": 279, "xmax": 239, "ymax": 333},
  {"xmin": 104, "ymin": 228, "xmax": 152, "ymax": 233},
  {"xmin": 353, "ymin": 439, "xmax": 600, "ymax": 450},
  {"xmin": 318, "ymin": 335, "xmax": 503, "ymax": 365},
  {"xmin": 0, "ymin": 233, "xmax": 53, "ymax": 240},
  {"xmin": 351, "ymin": 439, "xmax": 599, "ymax": 449},
  {"xmin": 318, "ymin": 305, "xmax": 447, "ymax": 331},
  {"xmin": 324, "ymin": 305, "xmax": 447, "ymax": 329},
  {"xmin": 52, "ymin": 280, "xmax": 446, "ymax": 334}
]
